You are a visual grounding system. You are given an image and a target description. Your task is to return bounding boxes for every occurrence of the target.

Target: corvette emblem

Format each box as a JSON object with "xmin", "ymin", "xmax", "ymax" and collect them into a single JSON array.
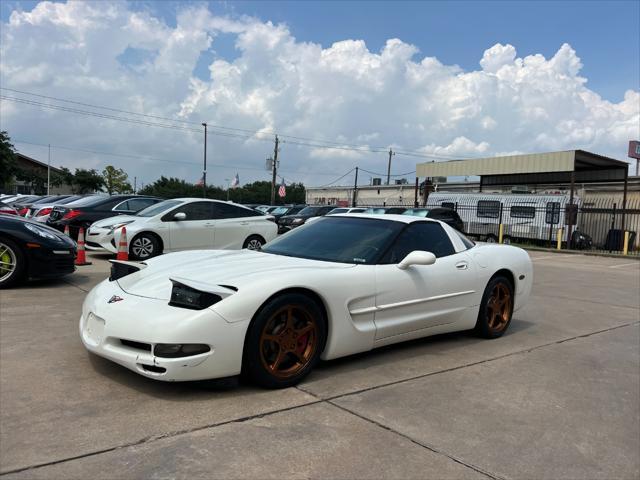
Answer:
[{"xmin": 108, "ymin": 295, "xmax": 124, "ymax": 304}]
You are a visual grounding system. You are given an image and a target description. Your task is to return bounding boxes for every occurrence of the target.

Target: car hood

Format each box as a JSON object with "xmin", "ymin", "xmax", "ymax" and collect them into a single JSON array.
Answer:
[
  {"xmin": 91, "ymin": 215, "xmax": 141, "ymax": 228},
  {"xmin": 117, "ymin": 249, "xmax": 354, "ymax": 300}
]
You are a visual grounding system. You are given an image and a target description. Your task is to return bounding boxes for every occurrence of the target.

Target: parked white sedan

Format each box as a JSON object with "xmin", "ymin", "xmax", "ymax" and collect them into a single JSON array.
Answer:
[
  {"xmin": 81, "ymin": 214, "xmax": 532, "ymax": 388},
  {"xmin": 86, "ymin": 198, "xmax": 277, "ymax": 259}
]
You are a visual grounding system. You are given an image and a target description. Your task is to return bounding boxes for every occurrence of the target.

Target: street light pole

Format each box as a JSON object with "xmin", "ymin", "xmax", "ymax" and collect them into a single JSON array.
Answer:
[
  {"xmin": 47, "ymin": 143, "xmax": 51, "ymax": 195},
  {"xmin": 201, "ymin": 122, "xmax": 208, "ymax": 197},
  {"xmin": 386, "ymin": 148, "xmax": 395, "ymax": 185}
]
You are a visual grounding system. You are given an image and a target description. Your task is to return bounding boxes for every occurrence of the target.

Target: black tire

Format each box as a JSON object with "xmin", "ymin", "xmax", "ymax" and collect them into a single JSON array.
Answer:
[
  {"xmin": 243, "ymin": 293, "xmax": 327, "ymax": 388},
  {"xmin": 474, "ymin": 276, "xmax": 514, "ymax": 339},
  {"xmin": 243, "ymin": 235, "xmax": 265, "ymax": 250},
  {"xmin": 129, "ymin": 233, "xmax": 161, "ymax": 260},
  {"xmin": 502, "ymin": 236, "xmax": 512, "ymax": 245},
  {"xmin": 0, "ymin": 238, "xmax": 27, "ymax": 289},
  {"xmin": 485, "ymin": 234, "xmax": 498, "ymax": 243}
]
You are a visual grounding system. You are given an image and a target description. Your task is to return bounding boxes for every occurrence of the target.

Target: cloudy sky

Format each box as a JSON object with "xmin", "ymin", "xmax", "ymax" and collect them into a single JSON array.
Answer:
[{"xmin": 1, "ymin": 0, "xmax": 639, "ymax": 189}]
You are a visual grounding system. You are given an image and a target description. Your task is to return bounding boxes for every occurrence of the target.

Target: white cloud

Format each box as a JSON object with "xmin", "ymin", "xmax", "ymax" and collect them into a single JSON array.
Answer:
[{"xmin": 1, "ymin": 1, "xmax": 637, "ymax": 189}]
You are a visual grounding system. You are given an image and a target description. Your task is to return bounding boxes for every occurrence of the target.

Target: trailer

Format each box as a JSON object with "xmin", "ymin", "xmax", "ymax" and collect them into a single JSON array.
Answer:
[{"xmin": 425, "ymin": 192, "xmax": 581, "ymax": 245}]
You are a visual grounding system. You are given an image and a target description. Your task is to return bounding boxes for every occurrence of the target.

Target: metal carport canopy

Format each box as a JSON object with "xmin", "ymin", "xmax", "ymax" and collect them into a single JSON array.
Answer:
[{"xmin": 416, "ymin": 150, "xmax": 629, "ymax": 180}]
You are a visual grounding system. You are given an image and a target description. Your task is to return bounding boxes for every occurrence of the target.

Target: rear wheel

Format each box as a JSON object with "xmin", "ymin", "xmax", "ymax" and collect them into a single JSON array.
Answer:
[
  {"xmin": 130, "ymin": 233, "xmax": 161, "ymax": 260},
  {"xmin": 0, "ymin": 239, "xmax": 26, "ymax": 289},
  {"xmin": 502, "ymin": 236, "xmax": 512, "ymax": 245},
  {"xmin": 243, "ymin": 235, "xmax": 265, "ymax": 250},
  {"xmin": 244, "ymin": 293, "xmax": 326, "ymax": 388}
]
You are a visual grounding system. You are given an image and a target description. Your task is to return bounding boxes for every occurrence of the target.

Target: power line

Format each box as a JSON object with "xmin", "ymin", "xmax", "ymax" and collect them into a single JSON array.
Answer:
[
  {"xmin": 315, "ymin": 168, "xmax": 357, "ymax": 188},
  {"xmin": 12, "ymin": 139, "xmax": 360, "ymax": 180},
  {"xmin": 2, "ymin": 87, "xmax": 484, "ymax": 161}
]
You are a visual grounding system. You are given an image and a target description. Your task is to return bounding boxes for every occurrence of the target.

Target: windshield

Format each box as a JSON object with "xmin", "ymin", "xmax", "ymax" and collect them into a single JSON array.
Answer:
[
  {"xmin": 328, "ymin": 208, "xmax": 349, "ymax": 215},
  {"xmin": 63, "ymin": 195, "xmax": 108, "ymax": 207},
  {"xmin": 262, "ymin": 216, "xmax": 404, "ymax": 264},
  {"xmin": 297, "ymin": 206, "xmax": 324, "ymax": 216},
  {"xmin": 403, "ymin": 209, "xmax": 429, "ymax": 217},
  {"xmin": 136, "ymin": 199, "xmax": 182, "ymax": 217}
]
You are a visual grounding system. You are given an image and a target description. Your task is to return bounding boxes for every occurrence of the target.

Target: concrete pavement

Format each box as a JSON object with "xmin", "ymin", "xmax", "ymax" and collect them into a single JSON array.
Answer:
[{"xmin": 0, "ymin": 250, "xmax": 638, "ymax": 479}]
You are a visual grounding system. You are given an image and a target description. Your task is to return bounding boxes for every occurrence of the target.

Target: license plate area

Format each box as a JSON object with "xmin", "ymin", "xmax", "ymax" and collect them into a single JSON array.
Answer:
[{"xmin": 85, "ymin": 313, "xmax": 105, "ymax": 346}]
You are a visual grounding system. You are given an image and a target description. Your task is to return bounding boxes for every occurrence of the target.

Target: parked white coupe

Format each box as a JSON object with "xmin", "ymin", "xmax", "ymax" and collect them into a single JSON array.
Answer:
[
  {"xmin": 80, "ymin": 214, "xmax": 532, "ymax": 388},
  {"xmin": 86, "ymin": 198, "xmax": 277, "ymax": 259}
]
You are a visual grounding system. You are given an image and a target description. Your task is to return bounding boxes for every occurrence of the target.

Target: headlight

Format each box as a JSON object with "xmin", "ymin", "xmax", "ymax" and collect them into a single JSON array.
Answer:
[
  {"xmin": 169, "ymin": 280, "xmax": 222, "ymax": 310},
  {"xmin": 108, "ymin": 221, "xmax": 134, "ymax": 233},
  {"xmin": 292, "ymin": 218, "xmax": 304, "ymax": 224},
  {"xmin": 24, "ymin": 223, "xmax": 60, "ymax": 241}
]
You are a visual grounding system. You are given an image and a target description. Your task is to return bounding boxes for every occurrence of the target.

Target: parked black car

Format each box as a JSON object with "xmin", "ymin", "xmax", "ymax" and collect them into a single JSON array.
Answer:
[
  {"xmin": 363, "ymin": 207, "xmax": 408, "ymax": 214},
  {"xmin": 269, "ymin": 204, "xmax": 307, "ymax": 222},
  {"xmin": 47, "ymin": 195, "xmax": 162, "ymax": 239},
  {"xmin": 402, "ymin": 207, "xmax": 465, "ymax": 232},
  {"xmin": 0, "ymin": 215, "xmax": 77, "ymax": 288},
  {"xmin": 278, "ymin": 205, "xmax": 337, "ymax": 233}
]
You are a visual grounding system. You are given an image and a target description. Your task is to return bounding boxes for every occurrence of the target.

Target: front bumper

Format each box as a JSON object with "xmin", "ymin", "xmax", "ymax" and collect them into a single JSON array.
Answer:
[
  {"xmin": 27, "ymin": 246, "xmax": 76, "ymax": 279},
  {"xmin": 79, "ymin": 280, "xmax": 249, "ymax": 382}
]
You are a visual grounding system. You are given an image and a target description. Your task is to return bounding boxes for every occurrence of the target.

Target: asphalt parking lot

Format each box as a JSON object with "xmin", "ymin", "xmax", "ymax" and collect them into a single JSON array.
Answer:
[{"xmin": 0, "ymin": 250, "xmax": 638, "ymax": 479}]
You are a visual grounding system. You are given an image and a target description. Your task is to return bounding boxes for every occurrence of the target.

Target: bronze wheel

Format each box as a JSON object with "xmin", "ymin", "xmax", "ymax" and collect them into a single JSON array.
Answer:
[
  {"xmin": 475, "ymin": 276, "xmax": 514, "ymax": 338},
  {"xmin": 244, "ymin": 293, "xmax": 327, "ymax": 388},
  {"xmin": 259, "ymin": 305, "xmax": 318, "ymax": 379},
  {"xmin": 486, "ymin": 283, "xmax": 512, "ymax": 333}
]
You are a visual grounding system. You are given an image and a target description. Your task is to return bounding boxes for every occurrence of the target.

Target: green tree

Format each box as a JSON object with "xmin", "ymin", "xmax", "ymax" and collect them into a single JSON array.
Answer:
[
  {"xmin": 50, "ymin": 167, "xmax": 74, "ymax": 190},
  {"xmin": 0, "ymin": 131, "xmax": 18, "ymax": 191},
  {"xmin": 15, "ymin": 168, "xmax": 47, "ymax": 194},
  {"xmin": 138, "ymin": 176, "xmax": 225, "ymax": 199},
  {"xmin": 102, "ymin": 165, "xmax": 132, "ymax": 195},
  {"xmin": 73, "ymin": 168, "xmax": 105, "ymax": 194}
]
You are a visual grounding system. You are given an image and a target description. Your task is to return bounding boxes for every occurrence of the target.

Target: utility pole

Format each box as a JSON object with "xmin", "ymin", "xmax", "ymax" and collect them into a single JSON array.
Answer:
[
  {"xmin": 270, "ymin": 135, "xmax": 279, "ymax": 205},
  {"xmin": 201, "ymin": 122, "xmax": 208, "ymax": 197},
  {"xmin": 47, "ymin": 144, "xmax": 51, "ymax": 195},
  {"xmin": 386, "ymin": 148, "xmax": 395, "ymax": 185},
  {"xmin": 134, "ymin": 176, "xmax": 137, "ymax": 194},
  {"xmin": 352, "ymin": 167, "xmax": 359, "ymax": 207}
]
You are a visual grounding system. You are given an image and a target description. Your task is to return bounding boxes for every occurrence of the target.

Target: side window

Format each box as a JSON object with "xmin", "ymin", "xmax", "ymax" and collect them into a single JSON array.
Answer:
[
  {"xmin": 510, "ymin": 205, "xmax": 536, "ymax": 219},
  {"xmin": 166, "ymin": 201, "xmax": 212, "ymax": 221},
  {"xmin": 477, "ymin": 200, "xmax": 501, "ymax": 218},
  {"xmin": 545, "ymin": 202, "xmax": 561, "ymax": 224},
  {"xmin": 441, "ymin": 202, "xmax": 455, "ymax": 210},
  {"xmin": 213, "ymin": 203, "xmax": 261, "ymax": 219},
  {"xmin": 381, "ymin": 222, "xmax": 455, "ymax": 263},
  {"xmin": 127, "ymin": 198, "xmax": 156, "ymax": 212},
  {"xmin": 112, "ymin": 200, "xmax": 129, "ymax": 212}
]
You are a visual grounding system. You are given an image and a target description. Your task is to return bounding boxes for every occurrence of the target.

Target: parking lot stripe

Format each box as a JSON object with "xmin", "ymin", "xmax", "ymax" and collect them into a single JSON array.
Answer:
[{"xmin": 608, "ymin": 262, "xmax": 639, "ymax": 269}]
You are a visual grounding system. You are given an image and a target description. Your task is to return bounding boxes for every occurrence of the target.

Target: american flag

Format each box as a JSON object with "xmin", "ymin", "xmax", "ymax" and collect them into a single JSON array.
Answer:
[
  {"xmin": 278, "ymin": 179, "xmax": 286, "ymax": 198},
  {"xmin": 230, "ymin": 173, "xmax": 240, "ymax": 189},
  {"xmin": 195, "ymin": 175, "xmax": 204, "ymax": 186}
]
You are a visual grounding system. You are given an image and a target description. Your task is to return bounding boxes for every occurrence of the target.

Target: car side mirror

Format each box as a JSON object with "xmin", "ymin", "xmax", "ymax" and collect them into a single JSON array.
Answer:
[
  {"xmin": 397, "ymin": 250, "xmax": 437, "ymax": 270},
  {"xmin": 173, "ymin": 212, "xmax": 187, "ymax": 221}
]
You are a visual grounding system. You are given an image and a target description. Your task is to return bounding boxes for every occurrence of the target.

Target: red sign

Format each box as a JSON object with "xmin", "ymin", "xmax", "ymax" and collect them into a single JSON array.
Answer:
[{"xmin": 629, "ymin": 141, "xmax": 640, "ymax": 160}]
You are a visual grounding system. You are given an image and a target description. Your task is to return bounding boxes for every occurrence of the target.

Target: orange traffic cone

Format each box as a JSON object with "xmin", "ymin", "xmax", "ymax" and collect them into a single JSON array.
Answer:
[
  {"xmin": 63, "ymin": 224, "xmax": 70, "ymax": 237},
  {"xmin": 116, "ymin": 226, "xmax": 129, "ymax": 261},
  {"xmin": 75, "ymin": 227, "xmax": 92, "ymax": 266}
]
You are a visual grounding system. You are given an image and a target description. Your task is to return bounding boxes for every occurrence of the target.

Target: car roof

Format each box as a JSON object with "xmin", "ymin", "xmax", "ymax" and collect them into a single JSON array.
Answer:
[{"xmin": 332, "ymin": 213, "xmax": 441, "ymax": 224}]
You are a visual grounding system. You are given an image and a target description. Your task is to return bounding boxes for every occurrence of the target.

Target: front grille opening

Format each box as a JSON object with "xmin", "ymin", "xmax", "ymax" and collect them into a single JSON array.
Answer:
[
  {"xmin": 141, "ymin": 364, "xmax": 166, "ymax": 374},
  {"xmin": 120, "ymin": 339, "xmax": 152, "ymax": 352}
]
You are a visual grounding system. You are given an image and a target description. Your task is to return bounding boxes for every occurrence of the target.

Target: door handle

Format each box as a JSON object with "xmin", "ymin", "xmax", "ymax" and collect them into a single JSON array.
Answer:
[
  {"xmin": 204, "ymin": 223, "xmax": 215, "ymax": 227},
  {"xmin": 455, "ymin": 261, "xmax": 468, "ymax": 270},
  {"xmin": 240, "ymin": 222, "xmax": 250, "ymax": 226}
]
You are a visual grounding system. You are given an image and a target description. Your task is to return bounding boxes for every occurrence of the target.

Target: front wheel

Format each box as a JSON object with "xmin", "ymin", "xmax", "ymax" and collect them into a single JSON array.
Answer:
[
  {"xmin": 243, "ymin": 294, "xmax": 326, "ymax": 388},
  {"xmin": 129, "ymin": 233, "xmax": 161, "ymax": 260},
  {"xmin": 243, "ymin": 235, "xmax": 265, "ymax": 250},
  {"xmin": 474, "ymin": 276, "xmax": 514, "ymax": 338},
  {"xmin": 0, "ymin": 239, "xmax": 26, "ymax": 289}
]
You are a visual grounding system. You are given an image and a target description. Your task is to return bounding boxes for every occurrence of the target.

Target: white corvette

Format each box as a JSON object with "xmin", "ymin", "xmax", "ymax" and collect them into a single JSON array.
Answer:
[
  {"xmin": 80, "ymin": 214, "xmax": 532, "ymax": 388},
  {"xmin": 85, "ymin": 198, "xmax": 277, "ymax": 259}
]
